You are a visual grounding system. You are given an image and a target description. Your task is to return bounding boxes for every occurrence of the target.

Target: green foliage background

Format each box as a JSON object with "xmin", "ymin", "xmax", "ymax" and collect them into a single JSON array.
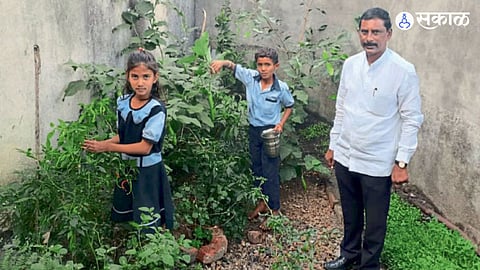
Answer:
[{"xmin": 0, "ymin": 0, "xmax": 344, "ymax": 269}]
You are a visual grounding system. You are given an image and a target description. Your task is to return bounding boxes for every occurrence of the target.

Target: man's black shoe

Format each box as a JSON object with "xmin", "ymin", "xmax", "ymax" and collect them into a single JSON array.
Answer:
[{"xmin": 324, "ymin": 256, "xmax": 360, "ymax": 270}]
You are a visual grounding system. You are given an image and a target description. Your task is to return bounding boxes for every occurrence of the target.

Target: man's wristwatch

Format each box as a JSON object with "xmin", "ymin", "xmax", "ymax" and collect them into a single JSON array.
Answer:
[{"xmin": 395, "ymin": 160, "xmax": 407, "ymax": 169}]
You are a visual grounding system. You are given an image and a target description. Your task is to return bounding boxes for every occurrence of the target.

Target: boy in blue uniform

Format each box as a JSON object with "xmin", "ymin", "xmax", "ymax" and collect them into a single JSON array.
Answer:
[{"xmin": 210, "ymin": 47, "xmax": 294, "ymax": 229}]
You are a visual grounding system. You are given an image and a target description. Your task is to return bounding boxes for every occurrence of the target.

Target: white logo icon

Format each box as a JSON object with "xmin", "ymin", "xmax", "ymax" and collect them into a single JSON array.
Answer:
[{"xmin": 396, "ymin": 12, "xmax": 414, "ymax": 31}]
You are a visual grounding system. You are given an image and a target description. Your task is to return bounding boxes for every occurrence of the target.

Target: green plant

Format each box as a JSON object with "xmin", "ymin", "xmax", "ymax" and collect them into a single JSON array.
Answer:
[
  {"xmin": 299, "ymin": 122, "xmax": 332, "ymax": 169},
  {"xmin": 1, "ymin": 241, "xmax": 84, "ymax": 270},
  {"xmin": 262, "ymin": 214, "xmax": 318, "ymax": 269},
  {"xmin": 382, "ymin": 193, "xmax": 480, "ymax": 269},
  {"xmin": 191, "ymin": 226, "xmax": 213, "ymax": 248},
  {"xmin": 62, "ymin": 62, "xmax": 124, "ymax": 100},
  {"xmin": 300, "ymin": 122, "xmax": 331, "ymax": 141},
  {"xmin": 2, "ymin": 97, "xmax": 129, "ymax": 264},
  {"xmin": 115, "ymin": 0, "xmax": 169, "ymax": 54},
  {"xmin": 230, "ymin": 1, "xmax": 348, "ymax": 182},
  {"xmin": 114, "ymin": 208, "xmax": 192, "ymax": 269},
  {"xmin": 66, "ymin": 0, "xmax": 256, "ymax": 243},
  {"xmin": 213, "ymin": 0, "xmax": 247, "ymax": 94},
  {"xmin": 1, "ymin": 1, "xmax": 349, "ymax": 268},
  {"xmin": 171, "ymin": 135, "xmax": 257, "ymax": 240},
  {"xmin": 303, "ymin": 155, "xmax": 331, "ymax": 176}
]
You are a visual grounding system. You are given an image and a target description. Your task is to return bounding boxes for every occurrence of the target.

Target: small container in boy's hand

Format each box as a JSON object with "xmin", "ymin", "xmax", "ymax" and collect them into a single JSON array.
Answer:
[{"xmin": 261, "ymin": 128, "xmax": 281, "ymax": 158}]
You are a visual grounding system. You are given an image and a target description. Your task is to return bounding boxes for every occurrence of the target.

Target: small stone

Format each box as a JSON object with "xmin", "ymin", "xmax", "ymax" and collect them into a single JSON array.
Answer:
[
  {"xmin": 197, "ymin": 226, "xmax": 228, "ymax": 264},
  {"xmin": 247, "ymin": 230, "xmax": 264, "ymax": 244}
]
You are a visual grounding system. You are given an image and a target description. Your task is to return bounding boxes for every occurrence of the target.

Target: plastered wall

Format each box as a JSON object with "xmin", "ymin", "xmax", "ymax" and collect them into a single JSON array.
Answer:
[
  {"xmin": 196, "ymin": 0, "xmax": 480, "ymax": 244},
  {"xmin": 0, "ymin": 0, "xmax": 194, "ymax": 184}
]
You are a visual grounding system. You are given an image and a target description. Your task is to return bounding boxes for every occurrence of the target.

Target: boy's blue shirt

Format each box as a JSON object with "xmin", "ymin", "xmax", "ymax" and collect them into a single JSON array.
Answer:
[{"xmin": 234, "ymin": 64, "xmax": 294, "ymax": 127}]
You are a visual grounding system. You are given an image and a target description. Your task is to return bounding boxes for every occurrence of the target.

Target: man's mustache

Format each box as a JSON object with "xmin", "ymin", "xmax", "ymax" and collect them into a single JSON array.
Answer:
[{"xmin": 363, "ymin": 42, "xmax": 378, "ymax": 47}]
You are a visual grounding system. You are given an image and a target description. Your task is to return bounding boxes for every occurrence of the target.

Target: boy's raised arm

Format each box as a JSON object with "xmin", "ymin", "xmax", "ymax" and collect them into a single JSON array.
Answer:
[{"xmin": 210, "ymin": 60, "xmax": 235, "ymax": 74}]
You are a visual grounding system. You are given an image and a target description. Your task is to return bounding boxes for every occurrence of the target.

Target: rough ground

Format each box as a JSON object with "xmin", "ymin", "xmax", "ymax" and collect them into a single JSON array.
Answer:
[
  {"xmin": 200, "ymin": 176, "xmax": 444, "ymax": 270},
  {"xmin": 202, "ymin": 173, "xmax": 343, "ymax": 270},
  {"xmin": 197, "ymin": 120, "xmax": 348, "ymax": 269}
]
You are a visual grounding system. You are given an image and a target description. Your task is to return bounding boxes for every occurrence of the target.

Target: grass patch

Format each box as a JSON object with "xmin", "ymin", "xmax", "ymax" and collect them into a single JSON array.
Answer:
[
  {"xmin": 383, "ymin": 193, "xmax": 480, "ymax": 269},
  {"xmin": 299, "ymin": 122, "xmax": 332, "ymax": 157},
  {"xmin": 299, "ymin": 122, "xmax": 331, "ymax": 141}
]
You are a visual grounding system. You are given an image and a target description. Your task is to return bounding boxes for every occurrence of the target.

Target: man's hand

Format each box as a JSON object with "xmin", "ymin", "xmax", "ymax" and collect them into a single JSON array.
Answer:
[
  {"xmin": 391, "ymin": 165, "xmax": 409, "ymax": 184},
  {"xmin": 324, "ymin": 149, "xmax": 335, "ymax": 169}
]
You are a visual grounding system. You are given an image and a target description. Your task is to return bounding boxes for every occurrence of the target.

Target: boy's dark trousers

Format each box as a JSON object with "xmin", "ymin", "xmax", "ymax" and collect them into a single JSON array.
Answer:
[{"xmin": 248, "ymin": 125, "xmax": 280, "ymax": 211}]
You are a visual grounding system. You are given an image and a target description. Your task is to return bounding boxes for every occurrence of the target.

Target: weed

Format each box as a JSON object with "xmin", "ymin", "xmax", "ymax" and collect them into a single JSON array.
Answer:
[
  {"xmin": 300, "ymin": 122, "xmax": 331, "ymax": 141},
  {"xmin": 262, "ymin": 214, "xmax": 318, "ymax": 269}
]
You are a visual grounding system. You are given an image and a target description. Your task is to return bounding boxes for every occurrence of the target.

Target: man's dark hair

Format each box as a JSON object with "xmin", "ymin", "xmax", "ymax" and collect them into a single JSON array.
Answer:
[
  {"xmin": 359, "ymin": 7, "xmax": 392, "ymax": 30},
  {"xmin": 254, "ymin": 47, "xmax": 279, "ymax": 64}
]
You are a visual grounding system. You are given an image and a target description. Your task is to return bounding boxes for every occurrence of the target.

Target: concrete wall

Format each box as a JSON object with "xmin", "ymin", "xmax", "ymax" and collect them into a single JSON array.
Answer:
[
  {"xmin": 0, "ymin": 0, "xmax": 128, "ymax": 184},
  {"xmin": 0, "ymin": 0, "xmax": 193, "ymax": 184},
  {"xmin": 196, "ymin": 0, "xmax": 480, "ymax": 243}
]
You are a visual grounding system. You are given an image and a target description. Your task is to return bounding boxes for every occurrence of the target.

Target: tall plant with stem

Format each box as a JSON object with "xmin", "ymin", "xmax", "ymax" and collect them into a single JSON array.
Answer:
[{"xmin": 224, "ymin": 0, "xmax": 349, "ymax": 182}]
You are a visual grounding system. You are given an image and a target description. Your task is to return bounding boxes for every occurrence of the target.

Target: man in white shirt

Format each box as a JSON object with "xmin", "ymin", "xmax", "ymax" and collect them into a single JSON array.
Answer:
[{"xmin": 324, "ymin": 7, "xmax": 424, "ymax": 270}]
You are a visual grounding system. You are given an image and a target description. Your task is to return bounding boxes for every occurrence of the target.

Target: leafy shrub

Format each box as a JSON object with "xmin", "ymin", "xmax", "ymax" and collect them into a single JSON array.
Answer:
[
  {"xmin": 0, "ymin": 0, "xmax": 349, "ymax": 268},
  {"xmin": 0, "ymin": 96, "xmax": 125, "ymax": 265},
  {"xmin": 1, "ymin": 242, "xmax": 84, "ymax": 270}
]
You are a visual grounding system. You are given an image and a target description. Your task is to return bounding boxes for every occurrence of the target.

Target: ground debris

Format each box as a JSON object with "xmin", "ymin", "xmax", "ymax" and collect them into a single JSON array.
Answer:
[{"xmin": 210, "ymin": 175, "xmax": 343, "ymax": 269}]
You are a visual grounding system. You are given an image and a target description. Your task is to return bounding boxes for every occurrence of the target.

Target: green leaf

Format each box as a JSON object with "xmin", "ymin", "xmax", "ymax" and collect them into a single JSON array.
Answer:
[
  {"xmin": 63, "ymin": 80, "xmax": 87, "ymax": 98},
  {"xmin": 129, "ymin": 36, "xmax": 142, "ymax": 44},
  {"xmin": 326, "ymin": 62, "xmax": 334, "ymax": 76},
  {"xmin": 176, "ymin": 115, "xmax": 201, "ymax": 127},
  {"xmin": 293, "ymin": 90, "xmax": 309, "ymax": 104},
  {"xmin": 192, "ymin": 32, "xmax": 210, "ymax": 57},
  {"xmin": 304, "ymin": 155, "xmax": 321, "ymax": 170},
  {"xmin": 125, "ymin": 249, "xmax": 137, "ymax": 255},
  {"xmin": 181, "ymin": 254, "xmax": 192, "ymax": 263},
  {"xmin": 300, "ymin": 77, "xmax": 317, "ymax": 89},
  {"xmin": 121, "ymin": 11, "xmax": 138, "ymax": 24},
  {"xmin": 177, "ymin": 55, "xmax": 196, "ymax": 65},
  {"xmin": 135, "ymin": 1, "xmax": 154, "ymax": 16},
  {"xmin": 322, "ymin": 50, "xmax": 329, "ymax": 60},
  {"xmin": 182, "ymin": 104, "xmax": 203, "ymax": 113},
  {"xmin": 280, "ymin": 166, "xmax": 297, "ymax": 181},
  {"xmin": 112, "ymin": 23, "xmax": 131, "ymax": 33},
  {"xmin": 162, "ymin": 254, "xmax": 175, "ymax": 267},
  {"xmin": 198, "ymin": 113, "xmax": 214, "ymax": 128}
]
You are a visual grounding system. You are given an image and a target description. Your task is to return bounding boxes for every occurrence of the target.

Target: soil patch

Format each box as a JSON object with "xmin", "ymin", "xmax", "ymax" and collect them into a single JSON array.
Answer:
[{"xmin": 205, "ymin": 174, "xmax": 343, "ymax": 269}]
